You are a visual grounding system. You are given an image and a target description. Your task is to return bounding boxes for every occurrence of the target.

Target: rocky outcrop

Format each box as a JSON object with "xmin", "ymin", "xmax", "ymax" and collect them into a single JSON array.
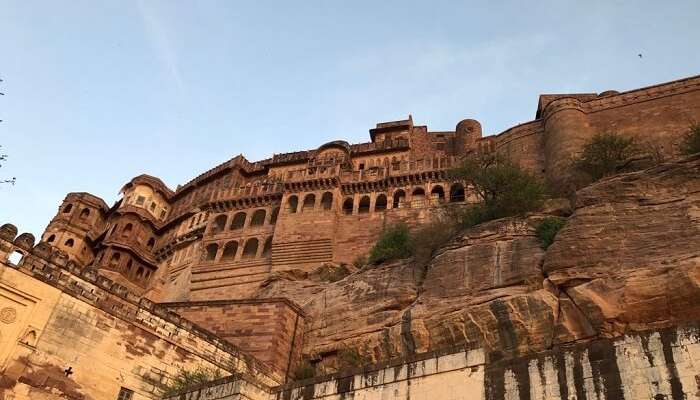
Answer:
[
  {"xmin": 254, "ymin": 155, "xmax": 700, "ymax": 371},
  {"xmin": 544, "ymin": 154, "xmax": 700, "ymax": 338}
]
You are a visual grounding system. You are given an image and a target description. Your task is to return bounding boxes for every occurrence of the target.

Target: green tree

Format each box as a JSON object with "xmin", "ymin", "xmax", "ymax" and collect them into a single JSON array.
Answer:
[
  {"xmin": 161, "ymin": 366, "xmax": 224, "ymax": 397},
  {"xmin": 367, "ymin": 156, "xmax": 545, "ymax": 267},
  {"xmin": 573, "ymin": 133, "xmax": 639, "ymax": 181},
  {"xmin": 680, "ymin": 124, "xmax": 700, "ymax": 155},
  {"xmin": 368, "ymin": 223, "xmax": 411, "ymax": 265},
  {"xmin": 449, "ymin": 153, "xmax": 545, "ymax": 225},
  {"xmin": 534, "ymin": 217, "xmax": 567, "ymax": 249}
]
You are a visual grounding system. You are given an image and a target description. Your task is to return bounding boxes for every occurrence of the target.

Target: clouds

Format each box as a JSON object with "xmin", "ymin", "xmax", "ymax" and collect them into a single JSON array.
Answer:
[
  {"xmin": 1, "ymin": 0, "xmax": 699, "ymax": 238},
  {"xmin": 136, "ymin": 0, "xmax": 184, "ymax": 95}
]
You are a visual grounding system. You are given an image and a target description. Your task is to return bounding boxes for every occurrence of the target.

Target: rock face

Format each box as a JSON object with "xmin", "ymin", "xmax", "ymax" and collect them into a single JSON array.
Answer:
[
  {"xmin": 545, "ymin": 154, "xmax": 700, "ymax": 338},
  {"xmin": 254, "ymin": 155, "xmax": 700, "ymax": 371}
]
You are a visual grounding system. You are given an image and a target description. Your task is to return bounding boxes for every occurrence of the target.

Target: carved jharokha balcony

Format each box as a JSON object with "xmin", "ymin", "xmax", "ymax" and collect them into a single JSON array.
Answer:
[{"xmin": 208, "ymin": 182, "xmax": 285, "ymax": 204}]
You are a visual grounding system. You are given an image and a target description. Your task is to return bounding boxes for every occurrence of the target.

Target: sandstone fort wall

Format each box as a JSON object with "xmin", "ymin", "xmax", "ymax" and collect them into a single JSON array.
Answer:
[
  {"xmin": 163, "ymin": 299, "xmax": 305, "ymax": 382},
  {"xmin": 0, "ymin": 227, "xmax": 279, "ymax": 400},
  {"xmin": 165, "ymin": 323, "xmax": 700, "ymax": 400}
]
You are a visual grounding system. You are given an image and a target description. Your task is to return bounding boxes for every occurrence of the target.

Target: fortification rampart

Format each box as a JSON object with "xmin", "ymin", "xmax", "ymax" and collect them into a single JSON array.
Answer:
[
  {"xmin": 491, "ymin": 74, "xmax": 700, "ymax": 185},
  {"xmin": 163, "ymin": 323, "xmax": 700, "ymax": 400},
  {"xmin": 0, "ymin": 223, "xmax": 284, "ymax": 399}
]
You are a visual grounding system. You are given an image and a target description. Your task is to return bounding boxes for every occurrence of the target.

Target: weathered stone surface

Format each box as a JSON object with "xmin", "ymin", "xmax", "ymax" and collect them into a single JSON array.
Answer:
[
  {"xmin": 256, "ymin": 260, "xmax": 421, "ymax": 368},
  {"xmin": 254, "ymin": 155, "xmax": 700, "ymax": 372},
  {"xmin": 544, "ymin": 154, "xmax": 700, "ymax": 338}
]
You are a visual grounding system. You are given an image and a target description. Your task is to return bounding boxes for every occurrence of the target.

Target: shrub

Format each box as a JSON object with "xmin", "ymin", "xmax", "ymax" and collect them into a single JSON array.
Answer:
[
  {"xmin": 680, "ymin": 124, "xmax": 700, "ymax": 155},
  {"xmin": 368, "ymin": 223, "xmax": 411, "ymax": 265},
  {"xmin": 316, "ymin": 264, "xmax": 350, "ymax": 283},
  {"xmin": 352, "ymin": 255, "xmax": 367, "ymax": 269},
  {"xmin": 534, "ymin": 217, "xmax": 567, "ymax": 249},
  {"xmin": 366, "ymin": 156, "xmax": 546, "ymax": 267},
  {"xmin": 161, "ymin": 366, "xmax": 223, "ymax": 396},
  {"xmin": 450, "ymin": 154, "xmax": 545, "ymax": 222},
  {"xmin": 573, "ymin": 133, "xmax": 639, "ymax": 181},
  {"xmin": 408, "ymin": 216, "xmax": 458, "ymax": 267},
  {"xmin": 292, "ymin": 362, "xmax": 315, "ymax": 380},
  {"xmin": 368, "ymin": 155, "xmax": 546, "ymax": 267},
  {"xmin": 457, "ymin": 204, "xmax": 493, "ymax": 228},
  {"xmin": 338, "ymin": 347, "xmax": 369, "ymax": 369}
]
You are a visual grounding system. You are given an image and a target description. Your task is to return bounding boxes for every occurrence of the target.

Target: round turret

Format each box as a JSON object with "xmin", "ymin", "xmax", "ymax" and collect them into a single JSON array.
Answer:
[
  {"xmin": 455, "ymin": 119, "xmax": 483, "ymax": 154},
  {"xmin": 13, "ymin": 233, "xmax": 36, "ymax": 251},
  {"xmin": 0, "ymin": 223, "xmax": 18, "ymax": 241}
]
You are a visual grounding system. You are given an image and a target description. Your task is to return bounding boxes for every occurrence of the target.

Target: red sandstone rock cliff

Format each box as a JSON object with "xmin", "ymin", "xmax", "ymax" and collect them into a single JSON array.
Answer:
[{"xmin": 254, "ymin": 154, "xmax": 700, "ymax": 372}]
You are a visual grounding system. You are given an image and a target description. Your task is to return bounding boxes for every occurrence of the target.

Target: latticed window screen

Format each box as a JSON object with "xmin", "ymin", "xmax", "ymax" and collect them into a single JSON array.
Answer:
[{"xmin": 117, "ymin": 387, "xmax": 134, "ymax": 400}]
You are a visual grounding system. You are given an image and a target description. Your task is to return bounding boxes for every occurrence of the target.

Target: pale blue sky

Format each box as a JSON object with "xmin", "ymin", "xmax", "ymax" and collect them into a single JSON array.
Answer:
[{"xmin": 1, "ymin": 1, "xmax": 699, "ymax": 237}]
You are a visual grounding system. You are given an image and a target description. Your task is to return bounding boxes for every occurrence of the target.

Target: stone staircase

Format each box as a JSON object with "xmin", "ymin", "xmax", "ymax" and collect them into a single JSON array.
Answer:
[
  {"xmin": 190, "ymin": 258, "xmax": 272, "ymax": 299},
  {"xmin": 271, "ymin": 238, "xmax": 333, "ymax": 270}
]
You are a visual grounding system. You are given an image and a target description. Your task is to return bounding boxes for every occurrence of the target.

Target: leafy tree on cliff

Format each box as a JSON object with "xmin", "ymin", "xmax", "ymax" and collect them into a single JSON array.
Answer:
[
  {"xmin": 449, "ymin": 153, "xmax": 545, "ymax": 225},
  {"xmin": 680, "ymin": 124, "xmax": 700, "ymax": 155},
  {"xmin": 572, "ymin": 132, "xmax": 639, "ymax": 182},
  {"xmin": 368, "ymin": 223, "xmax": 411, "ymax": 265}
]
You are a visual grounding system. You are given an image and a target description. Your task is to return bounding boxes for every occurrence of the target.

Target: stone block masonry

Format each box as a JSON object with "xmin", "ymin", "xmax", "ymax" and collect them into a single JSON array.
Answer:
[
  {"xmin": 166, "ymin": 323, "xmax": 700, "ymax": 400},
  {"xmin": 163, "ymin": 299, "xmax": 305, "ymax": 382},
  {"xmin": 3, "ymin": 73, "xmax": 700, "ymax": 399},
  {"xmin": 0, "ymin": 229, "xmax": 280, "ymax": 400},
  {"xmin": 30, "ymin": 74, "xmax": 700, "ymax": 305}
]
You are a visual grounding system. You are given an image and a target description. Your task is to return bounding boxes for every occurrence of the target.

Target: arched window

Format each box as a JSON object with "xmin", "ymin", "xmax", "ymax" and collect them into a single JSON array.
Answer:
[
  {"xmin": 287, "ymin": 195, "xmax": 299, "ymax": 214},
  {"xmin": 47, "ymin": 234, "xmax": 56, "ymax": 243},
  {"xmin": 122, "ymin": 223, "xmax": 133, "ymax": 237},
  {"xmin": 242, "ymin": 238, "xmax": 258, "ymax": 259},
  {"xmin": 431, "ymin": 186, "xmax": 445, "ymax": 201},
  {"xmin": 79, "ymin": 208, "xmax": 90, "ymax": 219},
  {"xmin": 262, "ymin": 237, "xmax": 272, "ymax": 257},
  {"xmin": 64, "ymin": 238, "xmax": 74, "ymax": 247},
  {"xmin": 212, "ymin": 215, "xmax": 227, "ymax": 234},
  {"xmin": 450, "ymin": 183, "xmax": 465, "ymax": 202},
  {"xmin": 126, "ymin": 259, "xmax": 133, "ymax": 272},
  {"xmin": 269, "ymin": 207, "xmax": 280, "ymax": 224},
  {"xmin": 359, "ymin": 196, "xmax": 371, "ymax": 213},
  {"xmin": 251, "ymin": 210, "xmax": 266, "ymax": 226},
  {"xmin": 147, "ymin": 237, "xmax": 155, "ymax": 250},
  {"xmin": 222, "ymin": 241, "xmax": 238, "ymax": 260},
  {"xmin": 412, "ymin": 188, "xmax": 426, "ymax": 204},
  {"xmin": 231, "ymin": 212, "xmax": 247, "ymax": 230},
  {"xmin": 136, "ymin": 267, "xmax": 144, "ymax": 279},
  {"xmin": 205, "ymin": 243, "xmax": 218, "ymax": 261},
  {"xmin": 393, "ymin": 190, "xmax": 406, "ymax": 208},
  {"xmin": 321, "ymin": 192, "xmax": 333, "ymax": 210},
  {"xmin": 62, "ymin": 204, "xmax": 73, "ymax": 214},
  {"xmin": 375, "ymin": 194, "xmax": 388, "ymax": 211},
  {"xmin": 302, "ymin": 194, "xmax": 316, "ymax": 211},
  {"xmin": 343, "ymin": 198, "xmax": 354, "ymax": 215},
  {"xmin": 109, "ymin": 252, "xmax": 121, "ymax": 267}
]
